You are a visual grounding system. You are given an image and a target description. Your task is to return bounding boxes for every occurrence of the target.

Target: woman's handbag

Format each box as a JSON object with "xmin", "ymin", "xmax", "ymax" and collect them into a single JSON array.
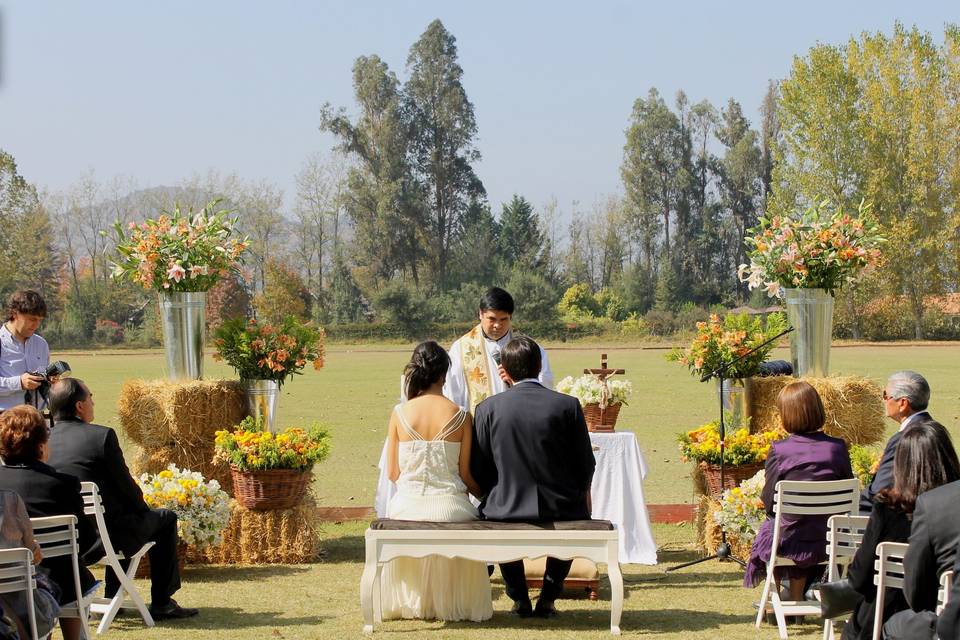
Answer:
[{"xmin": 813, "ymin": 578, "xmax": 864, "ymax": 619}]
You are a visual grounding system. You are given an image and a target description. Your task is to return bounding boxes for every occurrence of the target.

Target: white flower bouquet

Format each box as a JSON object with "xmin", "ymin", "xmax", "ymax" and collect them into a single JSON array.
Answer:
[
  {"xmin": 555, "ymin": 374, "xmax": 632, "ymax": 407},
  {"xmin": 137, "ymin": 464, "xmax": 232, "ymax": 549},
  {"xmin": 713, "ymin": 469, "xmax": 766, "ymax": 540}
]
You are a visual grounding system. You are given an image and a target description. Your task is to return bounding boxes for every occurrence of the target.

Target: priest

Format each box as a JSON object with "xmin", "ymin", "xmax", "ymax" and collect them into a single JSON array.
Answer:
[{"xmin": 444, "ymin": 287, "xmax": 553, "ymax": 413}]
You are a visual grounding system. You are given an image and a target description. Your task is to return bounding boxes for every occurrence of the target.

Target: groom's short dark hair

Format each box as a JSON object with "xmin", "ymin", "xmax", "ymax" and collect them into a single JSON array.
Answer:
[{"xmin": 501, "ymin": 336, "xmax": 541, "ymax": 381}]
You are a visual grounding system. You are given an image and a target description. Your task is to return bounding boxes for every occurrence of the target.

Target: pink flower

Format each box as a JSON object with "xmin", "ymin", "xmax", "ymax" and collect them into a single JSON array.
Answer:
[
  {"xmin": 167, "ymin": 263, "xmax": 186, "ymax": 283},
  {"xmin": 128, "ymin": 221, "xmax": 137, "ymax": 230}
]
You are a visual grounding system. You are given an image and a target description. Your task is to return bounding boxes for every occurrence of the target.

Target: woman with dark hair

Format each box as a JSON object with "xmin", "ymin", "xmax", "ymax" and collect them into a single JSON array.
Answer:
[
  {"xmin": 744, "ymin": 382, "xmax": 854, "ymax": 603},
  {"xmin": 380, "ymin": 341, "xmax": 491, "ymax": 622},
  {"xmin": 0, "ymin": 405, "xmax": 99, "ymax": 640},
  {"xmin": 841, "ymin": 423, "xmax": 960, "ymax": 639}
]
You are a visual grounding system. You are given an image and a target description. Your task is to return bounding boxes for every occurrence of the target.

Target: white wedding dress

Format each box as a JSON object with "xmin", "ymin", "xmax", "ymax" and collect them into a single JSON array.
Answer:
[{"xmin": 379, "ymin": 404, "xmax": 493, "ymax": 622}]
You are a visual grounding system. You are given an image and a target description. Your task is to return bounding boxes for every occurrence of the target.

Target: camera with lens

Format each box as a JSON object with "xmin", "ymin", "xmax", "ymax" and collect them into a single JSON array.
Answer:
[{"xmin": 25, "ymin": 360, "xmax": 71, "ymax": 408}]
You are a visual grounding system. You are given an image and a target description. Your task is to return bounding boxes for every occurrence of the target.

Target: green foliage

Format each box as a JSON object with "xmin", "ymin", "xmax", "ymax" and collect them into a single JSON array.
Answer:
[
  {"xmin": 505, "ymin": 268, "xmax": 560, "ymax": 323},
  {"xmin": 252, "ymin": 258, "xmax": 311, "ymax": 323},
  {"xmin": 595, "ymin": 288, "xmax": 628, "ymax": 321},
  {"xmin": 849, "ymin": 445, "xmax": 881, "ymax": 488},
  {"xmin": 373, "ymin": 281, "xmax": 433, "ymax": 339},
  {"xmin": 558, "ymin": 283, "xmax": 601, "ymax": 319}
]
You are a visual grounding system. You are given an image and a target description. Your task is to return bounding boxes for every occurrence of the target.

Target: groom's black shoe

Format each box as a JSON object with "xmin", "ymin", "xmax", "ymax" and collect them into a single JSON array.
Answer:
[
  {"xmin": 510, "ymin": 599, "xmax": 534, "ymax": 618},
  {"xmin": 534, "ymin": 599, "xmax": 559, "ymax": 618}
]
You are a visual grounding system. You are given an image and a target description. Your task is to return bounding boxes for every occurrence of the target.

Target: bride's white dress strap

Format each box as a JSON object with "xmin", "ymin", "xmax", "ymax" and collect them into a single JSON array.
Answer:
[
  {"xmin": 433, "ymin": 409, "xmax": 466, "ymax": 442},
  {"xmin": 394, "ymin": 404, "xmax": 424, "ymax": 440}
]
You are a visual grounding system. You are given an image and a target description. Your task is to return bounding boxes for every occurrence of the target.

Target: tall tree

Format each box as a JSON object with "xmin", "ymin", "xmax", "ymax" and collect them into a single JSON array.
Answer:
[
  {"xmin": 758, "ymin": 81, "xmax": 780, "ymax": 212},
  {"xmin": 498, "ymin": 195, "xmax": 546, "ymax": 272},
  {"xmin": 404, "ymin": 19, "xmax": 485, "ymax": 290}
]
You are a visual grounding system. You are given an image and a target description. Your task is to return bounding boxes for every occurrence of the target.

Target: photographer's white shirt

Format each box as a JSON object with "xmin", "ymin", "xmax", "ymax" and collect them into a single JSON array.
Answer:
[{"xmin": 0, "ymin": 324, "xmax": 50, "ymax": 411}]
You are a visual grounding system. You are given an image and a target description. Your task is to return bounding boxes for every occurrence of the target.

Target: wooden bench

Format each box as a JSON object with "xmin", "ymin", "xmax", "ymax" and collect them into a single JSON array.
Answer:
[{"xmin": 360, "ymin": 518, "xmax": 623, "ymax": 635}]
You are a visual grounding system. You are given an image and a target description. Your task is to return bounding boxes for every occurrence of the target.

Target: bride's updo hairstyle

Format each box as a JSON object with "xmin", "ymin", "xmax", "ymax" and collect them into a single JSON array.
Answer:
[{"xmin": 404, "ymin": 341, "xmax": 451, "ymax": 399}]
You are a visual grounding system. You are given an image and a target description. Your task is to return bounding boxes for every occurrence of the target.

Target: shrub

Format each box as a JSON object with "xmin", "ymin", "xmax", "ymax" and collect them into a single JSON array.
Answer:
[
  {"xmin": 93, "ymin": 319, "xmax": 124, "ymax": 345},
  {"xmin": 862, "ymin": 297, "xmax": 913, "ymax": 340},
  {"xmin": 596, "ymin": 288, "xmax": 628, "ymax": 321},
  {"xmin": 644, "ymin": 308, "xmax": 677, "ymax": 336},
  {"xmin": 558, "ymin": 284, "xmax": 600, "ymax": 318}
]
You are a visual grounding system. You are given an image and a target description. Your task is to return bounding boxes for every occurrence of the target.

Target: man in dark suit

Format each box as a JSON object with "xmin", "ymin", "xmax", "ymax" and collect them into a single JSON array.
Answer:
[
  {"xmin": 883, "ymin": 480, "xmax": 960, "ymax": 639},
  {"xmin": 860, "ymin": 371, "xmax": 949, "ymax": 513},
  {"xmin": 937, "ymin": 541, "xmax": 960, "ymax": 640},
  {"xmin": 46, "ymin": 378, "xmax": 198, "ymax": 620},
  {"xmin": 471, "ymin": 336, "xmax": 595, "ymax": 618}
]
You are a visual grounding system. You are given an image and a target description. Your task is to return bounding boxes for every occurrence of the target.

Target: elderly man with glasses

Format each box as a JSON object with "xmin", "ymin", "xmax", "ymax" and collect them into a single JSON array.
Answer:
[{"xmin": 859, "ymin": 370, "xmax": 950, "ymax": 514}]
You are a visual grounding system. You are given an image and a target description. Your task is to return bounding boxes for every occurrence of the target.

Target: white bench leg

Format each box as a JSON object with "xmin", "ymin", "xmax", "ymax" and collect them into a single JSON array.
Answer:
[
  {"xmin": 607, "ymin": 542, "xmax": 623, "ymax": 635},
  {"xmin": 360, "ymin": 538, "xmax": 378, "ymax": 633}
]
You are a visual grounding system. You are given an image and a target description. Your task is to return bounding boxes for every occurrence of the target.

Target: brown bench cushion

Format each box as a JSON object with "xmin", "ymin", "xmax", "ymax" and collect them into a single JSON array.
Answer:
[{"xmin": 369, "ymin": 519, "xmax": 614, "ymax": 531}]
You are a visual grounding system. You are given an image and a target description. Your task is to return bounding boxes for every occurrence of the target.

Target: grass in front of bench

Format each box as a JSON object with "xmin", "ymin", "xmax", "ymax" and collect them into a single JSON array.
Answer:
[{"xmin": 48, "ymin": 522, "xmax": 825, "ymax": 639}]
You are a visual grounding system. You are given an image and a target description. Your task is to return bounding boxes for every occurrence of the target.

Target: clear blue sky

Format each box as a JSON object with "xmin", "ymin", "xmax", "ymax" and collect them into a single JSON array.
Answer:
[{"xmin": 1, "ymin": 2, "xmax": 957, "ymax": 218}]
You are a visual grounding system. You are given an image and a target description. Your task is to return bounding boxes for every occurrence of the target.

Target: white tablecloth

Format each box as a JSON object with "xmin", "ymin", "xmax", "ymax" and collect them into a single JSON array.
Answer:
[{"xmin": 374, "ymin": 430, "xmax": 657, "ymax": 565}]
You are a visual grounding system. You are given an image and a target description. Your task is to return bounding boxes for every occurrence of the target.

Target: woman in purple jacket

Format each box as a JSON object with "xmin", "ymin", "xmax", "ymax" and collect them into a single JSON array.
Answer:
[{"xmin": 744, "ymin": 381, "xmax": 854, "ymax": 601}]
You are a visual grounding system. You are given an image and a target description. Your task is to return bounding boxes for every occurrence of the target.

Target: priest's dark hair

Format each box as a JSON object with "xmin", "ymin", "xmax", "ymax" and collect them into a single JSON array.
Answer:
[
  {"xmin": 403, "ymin": 341, "xmax": 451, "ymax": 399},
  {"xmin": 500, "ymin": 336, "xmax": 541, "ymax": 382},
  {"xmin": 49, "ymin": 377, "xmax": 90, "ymax": 421},
  {"xmin": 479, "ymin": 287, "xmax": 514, "ymax": 315}
]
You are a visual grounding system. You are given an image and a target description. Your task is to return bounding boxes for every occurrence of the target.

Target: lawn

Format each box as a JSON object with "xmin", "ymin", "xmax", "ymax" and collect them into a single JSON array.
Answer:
[{"xmin": 61, "ymin": 342, "xmax": 960, "ymax": 507}]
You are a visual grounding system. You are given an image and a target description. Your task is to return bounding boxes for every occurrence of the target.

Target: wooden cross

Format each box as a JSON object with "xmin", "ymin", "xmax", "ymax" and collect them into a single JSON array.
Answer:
[{"xmin": 584, "ymin": 353, "xmax": 625, "ymax": 382}]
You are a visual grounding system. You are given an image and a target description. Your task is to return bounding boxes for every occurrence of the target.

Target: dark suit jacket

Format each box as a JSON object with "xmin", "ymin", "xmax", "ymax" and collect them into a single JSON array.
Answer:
[
  {"xmin": 903, "ymin": 480, "xmax": 960, "ymax": 613},
  {"xmin": 860, "ymin": 413, "xmax": 945, "ymax": 513},
  {"xmin": 937, "ymin": 541, "xmax": 960, "ymax": 640},
  {"xmin": 0, "ymin": 460, "xmax": 100, "ymax": 600},
  {"xmin": 48, "ymin": 418, "xmax": 151, "ymax": 555},
  {"xmin": 470, "ymin": 381, "xmax": 595, "ymax": 521}
]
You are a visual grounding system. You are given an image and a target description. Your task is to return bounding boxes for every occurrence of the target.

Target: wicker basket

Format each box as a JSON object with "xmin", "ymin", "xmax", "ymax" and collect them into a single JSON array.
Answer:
[
  {"xmin": 230, "ymin": 466, "xmax": 313, "ymax": 511},
  {"xmin": 700, "ymin": 461, "xmax": 764, "ymax": 497},
  {"xmin": 583, "ymin": 402, "xmax": 622, "ymax": 432}
]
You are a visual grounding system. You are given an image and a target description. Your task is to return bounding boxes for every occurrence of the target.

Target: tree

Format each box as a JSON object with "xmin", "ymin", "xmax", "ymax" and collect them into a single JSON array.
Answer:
[
  {"xmin": 758, "ymin": 81, "xmax": 780, "ymax": 211},
  {"xmin": 252, "ymin": 258, "xmax": 311, "ymax": 323},
  {"xmin": 499, "ymin": 195, "xmax": 546, "ymax": 272},
  {"xmin": 404, "ymin": 19, "xmax": 485, "ymax": 290},
  {"xmin": 450, "ymin": 200, "xmax": 502, "ymax": 286}
]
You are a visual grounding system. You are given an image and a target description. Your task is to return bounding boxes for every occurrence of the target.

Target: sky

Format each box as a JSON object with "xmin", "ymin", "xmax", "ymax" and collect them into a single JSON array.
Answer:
[{"xmin": 1, "ymin": 1, "xmax": 958, "ymax": 220}]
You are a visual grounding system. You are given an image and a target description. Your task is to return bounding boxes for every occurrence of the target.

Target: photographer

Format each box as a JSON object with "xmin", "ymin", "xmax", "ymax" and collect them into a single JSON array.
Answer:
[{"xmin": 0, "ymin": 290, "xmax": 51, "ymax": 411}]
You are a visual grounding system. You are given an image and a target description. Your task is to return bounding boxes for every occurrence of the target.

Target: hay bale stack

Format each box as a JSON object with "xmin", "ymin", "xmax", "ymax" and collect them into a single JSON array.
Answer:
[
  {"xmin": 696, "ymin": 494, "xmax": 754, "ymax": 560},
  {"xmin": 188, "ymin": 497, "xmax": 321, "ymax": 564},
  {"xmin": 131, "ymin": 445, "xmax": 233, "ymax": 497},
  {"xmin": 118, "ymin": 379, "xmax": 246, "ymax": 449},
  {"xmin": 750, "ymin": 375, "xmax": 885, "ymax": 446}
]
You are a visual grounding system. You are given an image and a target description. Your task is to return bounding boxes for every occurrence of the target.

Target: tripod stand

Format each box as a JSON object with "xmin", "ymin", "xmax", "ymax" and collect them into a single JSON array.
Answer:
[{"xmin": 667, "ymin": 325, "xmax": 794, "ymax": 572}]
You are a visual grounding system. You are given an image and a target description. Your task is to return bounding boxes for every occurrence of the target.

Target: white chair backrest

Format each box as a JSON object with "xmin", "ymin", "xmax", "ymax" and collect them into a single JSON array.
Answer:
[
  {"xmin": 80, "ymin": 481, "xmax": 119, "ymax": 558},
  {"xmin": 770, "ymin": 479, "xmax": 860, "ymax": 557},
  {"xmin": 0, "ymin": 547, "xmax": 39, "ymax": 640},
  {"xmin": 825, "ymin": 514, "xmax": 869, "ymax": 581},
  {"xmin": 938, "ymin": 569, "xmax": 954, "ymax": 616},
  {"xmin": 30, "ymin": 514, "xmax": 78, "ymax": 560},
  {"xmin": 872, "ymin": 541, "xmax": 909, "ymax": 640}
]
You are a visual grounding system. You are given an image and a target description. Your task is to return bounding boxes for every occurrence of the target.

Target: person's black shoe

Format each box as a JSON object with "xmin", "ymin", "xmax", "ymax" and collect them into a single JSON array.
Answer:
[
  {"xmin": 149, "ymin": 599, "xmax": 199, "ymax": 620},
  {"xmin": 510, "ymin": 599, "xmax": 533, "ymax": 618},
  {"xmin": 534, "ymin": 599, "xmax": 559, "ymax": 618}
]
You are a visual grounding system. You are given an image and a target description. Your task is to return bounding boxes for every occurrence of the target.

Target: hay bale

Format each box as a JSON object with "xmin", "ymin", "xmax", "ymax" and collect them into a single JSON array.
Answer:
[
  {"xmin": 119, "ymin": 379, "xmax": 246, "ymax": 448},
  {"xmin": 130, "ymin": 445, "xmax": 234, "ymax": 498},
  {"xmin": 189, "ymin": 497, "xmax": 321, "ymax": 564},
  {"xmin": 750, "ymin": 375, "xmax": 885, "ymax": 446}
]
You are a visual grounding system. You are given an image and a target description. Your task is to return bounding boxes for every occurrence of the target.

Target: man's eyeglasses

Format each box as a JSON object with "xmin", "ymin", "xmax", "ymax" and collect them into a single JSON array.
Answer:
[{"xmin": 882, "ymin": 390, "xmax": 903, "ymax": 401}]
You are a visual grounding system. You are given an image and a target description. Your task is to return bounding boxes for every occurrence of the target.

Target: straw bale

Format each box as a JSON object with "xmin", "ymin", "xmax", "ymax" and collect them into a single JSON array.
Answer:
[
  {"xmin": 130, "ymin": 444, "xmax": 234, "ymax": 498},
  {"xmin": 119, "ymin": 379, "xmax": 246, "ymax": 448},
  {"xmin": 189, "ymin": 497, "xmax": 322, "ymax": 564},
  {"xmin": 698, "ymin": 495, "xmax": 754, "ymax": 560},
  {"xmin": 749, "ymin": 375, "xmax": 885, "ymax": 446}
]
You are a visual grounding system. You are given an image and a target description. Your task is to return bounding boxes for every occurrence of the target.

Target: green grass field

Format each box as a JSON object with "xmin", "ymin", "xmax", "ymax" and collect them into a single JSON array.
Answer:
[
  {"xmin": 41, "ymin": 343, "xmax": 960, "ymax": 639},
  {"xmin": 64, "ymin": 343, "xmax": 960, "ymax": 506}
]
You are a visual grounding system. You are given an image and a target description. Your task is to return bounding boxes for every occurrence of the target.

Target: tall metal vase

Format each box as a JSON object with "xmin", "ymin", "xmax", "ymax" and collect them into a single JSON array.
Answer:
[
  {"xmin": 717, "ymin": 377, "xmax": 753, "ymax": 431},
  {"xmin": 245, "ymin": 379, "xmax": 280, "ymax": 432},
  {"xmin": 783, "ymin": 287, "xmax": 834, "ymax": 378},
  {"xmin": 158, "ymin": 291, "xmax": 207, "ymax": 380}
]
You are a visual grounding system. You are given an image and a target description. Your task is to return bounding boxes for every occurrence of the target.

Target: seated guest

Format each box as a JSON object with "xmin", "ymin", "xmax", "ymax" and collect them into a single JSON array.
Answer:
[
  {"xmin": 860, "ymin": 371, "xmax": 948, "ymax": 513},
  {"xmin": 0, "ymin": 406, "xmax": 99, "ymax": 640},
  {"xmin": 937, "ymin": 541, "xmax": 960, "ymax": 640},
  {"xmin": 842, "ymin": 423, "xmax": 960, "ymax": 640},
  {"xmin": 883, "ymin": 478, "xmax": 960, "ymax": 639},
  {"xmin": 471, "ymin": 336, "xmax": 595, "ymax": 618},
  {"xmin": 46, "ymin": 378, "xmax": 198, "ymax": 621},
  {"xmin": 744, "ymin": 381, "xmax": 854, "ymax": 602}
]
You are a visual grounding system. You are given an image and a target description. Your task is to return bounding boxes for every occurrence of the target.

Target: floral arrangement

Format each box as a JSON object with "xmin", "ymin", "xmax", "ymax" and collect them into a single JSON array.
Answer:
[
  {"xmin": 213, "ymin": 316, "xmax": 325, "ymax": 386},
  {"xmin": 110, "ymin": 199, "xmax": 248, "ymax": 293},
  {"xmin": 850, "ymin": 444, "xmax": 882, "ymax": 488},
  {"xmin": 555, "ymin": 374, "xmax": 633, "ymax": 407},
  {"xmin": 713, "ymin": 469, "xmax": 767, "ymax": 540},
  {"xmin": 678, "ymin": 421, "xmax": 784, "ymax": 466},
  {"xmin": 738, "ymin": 199, "xmax": 885, "ymax": 297},
  {"xmin": 213, "ymin": 417, "xmax": 332, "ymax": 472},
  {"xmin": 667, "ymin": 312, "xmax": 789, "ymax": 380},
  {"xmin": 137, "ymin": 464, "xmax": 231, "ymax": 548}
]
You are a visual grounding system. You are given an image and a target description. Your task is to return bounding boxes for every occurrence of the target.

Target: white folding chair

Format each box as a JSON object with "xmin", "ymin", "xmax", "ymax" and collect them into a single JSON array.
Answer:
[
  {"xmin": 871, "ymin": 541, "xmax": 908, "ymax": 640},
  {"xmin": 821, "ymin": 514, "xmax": 869, "ymax": 640},
  {"xmin": 755, "ymin": 478, "xmax": 860, "ymax": 640},
  {"xmin": 30, "ymin": 515, "xmax": 95, "ymax": 640},
  {"xmin": 0, "ymin": 547, "xmax": 42, "ymax": 640},
  {"xmin": 938, "ymin": 570, "xmax": 954, "ymax": 616},
  {"xmin": 79, "ymin": 481, "xmax": 155, "ymax": 634}
]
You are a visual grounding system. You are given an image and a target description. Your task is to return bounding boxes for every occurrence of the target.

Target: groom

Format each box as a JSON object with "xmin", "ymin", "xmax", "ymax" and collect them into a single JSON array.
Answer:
[{"xmin": 471, "ymin": 336, "xmax": 596, "ymax": 618}]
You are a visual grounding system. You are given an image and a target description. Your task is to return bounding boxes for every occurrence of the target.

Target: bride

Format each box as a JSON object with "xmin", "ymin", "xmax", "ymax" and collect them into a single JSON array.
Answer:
[{"xmin": 380, "ymin": 341, "xmax": 492, "ymax": 622}]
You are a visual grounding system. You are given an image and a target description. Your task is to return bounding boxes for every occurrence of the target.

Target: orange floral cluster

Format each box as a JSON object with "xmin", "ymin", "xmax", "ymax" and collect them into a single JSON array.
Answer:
[{"xmin": 213, "ymin": 316, "xmax": 325, "ymax": 385}]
